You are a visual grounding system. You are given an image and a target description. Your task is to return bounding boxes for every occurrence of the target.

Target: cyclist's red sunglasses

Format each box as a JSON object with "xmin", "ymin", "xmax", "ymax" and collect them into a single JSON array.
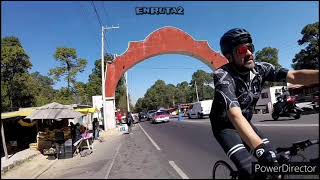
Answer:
[{"xmin": 236, "ymin": 44, "xmax": 255, "ymax": 55}]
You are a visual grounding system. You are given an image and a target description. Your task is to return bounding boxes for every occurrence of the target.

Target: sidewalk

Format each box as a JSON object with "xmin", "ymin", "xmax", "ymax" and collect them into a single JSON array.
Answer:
[
  {"xmin": 1, "ymin": 128, "xmax": 121, "ymax": 179},
  {"xmin": 1, "ymin": 148, "xmax": 41, "ymax": 174},
  {"xmin": 2, "ymin": 125, "xmax": 180, "ymax": 179}
]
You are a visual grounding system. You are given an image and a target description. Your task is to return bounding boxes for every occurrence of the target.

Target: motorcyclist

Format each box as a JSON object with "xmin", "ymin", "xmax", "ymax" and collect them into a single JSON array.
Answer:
[{"xmin": 280, "ymin": 87, "xmax": 290, "ymax": 113}]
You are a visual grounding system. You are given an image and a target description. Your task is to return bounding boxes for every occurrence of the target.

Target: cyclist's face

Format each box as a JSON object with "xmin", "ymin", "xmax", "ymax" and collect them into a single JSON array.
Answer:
[{"xmin": 231, "ymin": 43, "xmax": 255, "ymax": 71}]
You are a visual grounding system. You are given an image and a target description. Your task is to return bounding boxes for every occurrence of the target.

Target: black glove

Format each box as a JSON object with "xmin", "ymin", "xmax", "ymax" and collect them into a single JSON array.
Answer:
[{"xmin": 254, "ymin": 143, "xmax": 278, "ymax": 166}]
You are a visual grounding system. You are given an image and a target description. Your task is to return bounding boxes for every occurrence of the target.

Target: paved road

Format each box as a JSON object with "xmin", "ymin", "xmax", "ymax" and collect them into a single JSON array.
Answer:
[
  {"xmin": 2, "ymin": 113, "xmax": 318, "ymax": 179},
  {"xmin": 139, "ymin": 113, "xmax": 319, "ymax": 179}
]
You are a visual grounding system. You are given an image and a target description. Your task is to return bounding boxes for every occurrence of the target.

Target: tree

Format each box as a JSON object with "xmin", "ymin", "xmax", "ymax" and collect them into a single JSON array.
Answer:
[
  {"xmin": 134, "ymin": 98, "xmax": 145, "ymax": 113},
  {"xmin": 255, "ymin": 47, "xmax": 281, "ymax": 68},
  {"xmin": 292, "ymin": 22, "xmax": 319, "ymax": 70},
  {"xmin": 175, "ymin": 81, "xmax": 190, "ymax": 104},
  {"xmin": 49, "ymin": 47, "xmax": 88, "ymax": 92},
  {"xmin": 166, "ymin": 84, "xmax": 177, "ymax": 107},
  {"xmin": 1, "ymin": 37, "xmax": 34, "ymax": 112},
  {"xmin": 255, "ymin": 47, "xmax": 286, "ymax": 87},
  {"xmin": 190, "ymin": 70, "xmax": 214, "ymax": 102},
  {"xmin": 74, "ymin": 81, "xmax": 90, "ymax": 105},
  {"xmin": 115, "ymin": 76, "xmax": 129, "ymax": 112},
  {"xmin": 136, "ymin": 80, "xmax": 171, "ymax": 111},
  {"xmin": 52, "ymin": 87, "xmax": 75, "ymax": 105},
  {"xmin": 29, "ymin": 72, "xmax": 55, "ymax": 106},
  {"xmin": 86, "ymin": 54, "xmax": 130, "ymax": 110}
]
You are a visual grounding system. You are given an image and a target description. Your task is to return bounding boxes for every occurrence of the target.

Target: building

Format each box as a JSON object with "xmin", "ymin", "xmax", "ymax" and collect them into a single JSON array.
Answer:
[
  {"xmin": 287, "ymin": 83, "xmax": 319, "ymax": 103},
  {"xmin": 255, "ymin": 86, "xmax": 287, "ymax": 114}
]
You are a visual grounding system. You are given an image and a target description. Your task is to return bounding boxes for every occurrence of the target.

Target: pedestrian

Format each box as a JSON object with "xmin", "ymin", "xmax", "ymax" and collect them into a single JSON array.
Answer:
[
  {"xmin": 92, "ymin": 118, "xmax": 100, "ymax": 140},
  {"xmin": 209, "ymin": 28, "xmax": 319, "ymax": 179},
  {"xmin": 74, "ymin": 123, "xmax": 81, "ymax": 142},
  {"xmin": 126, "ymin": 112, "xmax": 133, "ymax": 133},
  {"xmin": 70, "ymin": 122, "xmax": 76, "ymax": 143},
  {"xmin": 116, "ymin": 110, "xmax": 122, "ymax": 125},
  {"xmin": 178, "ymin": 108, "xmax": 184, "ymax": 121}
]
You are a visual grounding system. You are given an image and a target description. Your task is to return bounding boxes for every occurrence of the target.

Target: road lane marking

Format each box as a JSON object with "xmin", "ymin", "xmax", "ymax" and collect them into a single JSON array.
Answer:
[
  {"xmin": 253, "ymin": 124, "xmax": 319, "ymax": 127},
  {"xmin": 104, "ymin": 143, "xmax": 122, "ymax": 179},
  {"xmin": 138, "ymin": 123, "xmax": 161, "ymax": 151},
  {"xmin": 173, "ymin": 119, "xmax": 319, "ymax": 127},
  {"xmin": 169, "ymin": 161, "xmax": 189, "ymax": 179}
]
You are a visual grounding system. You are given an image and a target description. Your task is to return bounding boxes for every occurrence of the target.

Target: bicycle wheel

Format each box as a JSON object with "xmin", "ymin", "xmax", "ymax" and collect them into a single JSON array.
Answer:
[{"xmin": 213, "ymin": 160, "xmax": 236, "ymax": 179}]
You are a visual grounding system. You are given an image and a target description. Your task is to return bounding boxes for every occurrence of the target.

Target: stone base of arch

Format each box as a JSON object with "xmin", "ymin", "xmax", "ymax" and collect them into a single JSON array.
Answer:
[{"xmin": 103, "ymin": 97, "xmax": 116, "ymax": 130}]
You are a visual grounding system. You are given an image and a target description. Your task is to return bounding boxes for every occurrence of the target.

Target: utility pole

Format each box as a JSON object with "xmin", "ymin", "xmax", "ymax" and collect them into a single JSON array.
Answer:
[
  {"xmin": 195, "ymin": 80, "xmax": 199, "ymax": 102},
  {"xmin": 125, "ymin": 71, "xmax": 130, "ymax": 112},
  {"xmin": 101, "ymin": 25, "xmax": 119, "ymax": 131}
]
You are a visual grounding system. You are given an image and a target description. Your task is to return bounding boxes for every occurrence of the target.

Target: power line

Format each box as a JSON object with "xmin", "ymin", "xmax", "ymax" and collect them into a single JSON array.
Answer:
[
  {"xmin": 74, "ymin": 1, "xmax": 101, "ymax": 50},
  {"xmin": 100, "ymin": 2, "xmax": 112, "ymax": 56},
  {"xmin": 91, "ymin": 1, "xmax": 103, "ymax": 27},
  {"xmin": 102, "ymin": 2, "xmax": 110, "ymax": 24},
  {"xmin": 89, "ymin": 1, "xmax": 110, "ymax": 56},
  {"xmin": 91, "ymin": 1, "xmax": 112, "ymax": 56}
]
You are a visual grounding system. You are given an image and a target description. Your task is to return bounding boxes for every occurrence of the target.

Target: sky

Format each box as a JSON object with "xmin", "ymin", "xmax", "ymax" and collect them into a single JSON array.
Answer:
[{"xmin": 2, "ymin": 1, "xmax": 319, "ymax": 104}]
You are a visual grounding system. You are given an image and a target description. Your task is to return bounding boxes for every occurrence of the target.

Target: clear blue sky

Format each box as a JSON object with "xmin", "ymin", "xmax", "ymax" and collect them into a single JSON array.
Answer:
[{"xmin": 2, "ymin": 1, "xmax": 319, "ymax": 104}]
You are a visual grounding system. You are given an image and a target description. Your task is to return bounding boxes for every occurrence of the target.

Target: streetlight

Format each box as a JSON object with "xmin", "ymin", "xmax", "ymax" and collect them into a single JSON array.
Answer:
[{"xmin": 101, "ymin": 25, "xmax": 119, "ymax": 131}]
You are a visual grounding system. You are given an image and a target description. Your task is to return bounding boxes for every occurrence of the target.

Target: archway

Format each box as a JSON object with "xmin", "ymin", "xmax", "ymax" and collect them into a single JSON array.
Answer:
[{"xmin": 103, "ymin": 26, "xmax": 228, "ymax": 129}]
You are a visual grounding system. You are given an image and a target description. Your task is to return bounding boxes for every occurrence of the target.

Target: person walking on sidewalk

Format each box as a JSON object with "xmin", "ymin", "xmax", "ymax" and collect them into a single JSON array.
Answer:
[
  {"xmin": 92, "ymin": 118, "xmax": 100, "ymax": 140},
  {"xmin": 126, "ymin": 112, "xmax": 133, "ymax": 133}
]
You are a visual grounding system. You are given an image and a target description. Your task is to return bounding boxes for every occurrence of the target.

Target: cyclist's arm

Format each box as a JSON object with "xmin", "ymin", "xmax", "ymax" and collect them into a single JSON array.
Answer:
[
  {"xmin": 227, "ymin": 107, "xmax": 263, "ymax": 150},
  {"xmin": 259, "ymin": 62, "xmax": 319, "ymax": 86},
  {"xmin": 286, "ymin": 70, "xmax": 319, "ymax": 86}
]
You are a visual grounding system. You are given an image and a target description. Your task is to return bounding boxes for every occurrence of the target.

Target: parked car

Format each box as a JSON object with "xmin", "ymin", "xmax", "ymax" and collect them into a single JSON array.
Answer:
[
  {"xmin": 147, "ymin": 110, "xmax": 157, "ymax": 121},
  {"xmin": 151, "ymin": 111, "xmax": 170, "ymax": 124},
  {"xmin": 188, "ymin": 100, "xmax": 213, "ymax": 119},
  {"xmin": 138, "ymin": 112, "xmax": 148, "ymax": 122}
]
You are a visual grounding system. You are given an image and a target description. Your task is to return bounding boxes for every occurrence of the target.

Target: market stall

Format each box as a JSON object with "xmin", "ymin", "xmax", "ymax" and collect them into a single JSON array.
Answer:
[
  {"xmin": 26, "ymin": 102, "xmax": 85, "ymax": 159},
  {"xmin": 1, "ymin": 108, "xmax": 35, "ymax": 159}
]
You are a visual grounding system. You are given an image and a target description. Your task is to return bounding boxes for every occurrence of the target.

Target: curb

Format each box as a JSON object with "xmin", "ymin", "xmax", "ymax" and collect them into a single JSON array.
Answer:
[{"xmin": 1, "ymin": 152, "xmax": 41, "ymax": 174}]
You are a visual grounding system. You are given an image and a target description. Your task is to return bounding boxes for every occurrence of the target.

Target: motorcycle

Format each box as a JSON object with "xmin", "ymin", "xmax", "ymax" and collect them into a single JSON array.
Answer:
[{"xmin": 272, "ymin": 95, "xmax": 303, "ymax": 120}]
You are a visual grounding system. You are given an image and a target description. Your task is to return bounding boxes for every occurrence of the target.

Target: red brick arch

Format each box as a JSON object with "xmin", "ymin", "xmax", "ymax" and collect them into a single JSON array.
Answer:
[{"xmin": 105, "ymin": 26, "xmax": 228, "ymax": 98}]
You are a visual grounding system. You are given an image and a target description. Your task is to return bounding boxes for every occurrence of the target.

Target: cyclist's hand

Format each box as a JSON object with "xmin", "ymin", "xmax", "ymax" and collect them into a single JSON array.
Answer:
[{"xmin": 254, "ymin": 143, "xmax": 278, "ymax": 165}]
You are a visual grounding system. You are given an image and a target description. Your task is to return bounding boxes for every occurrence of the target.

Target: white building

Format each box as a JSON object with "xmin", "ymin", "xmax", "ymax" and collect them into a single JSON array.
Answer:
[{"xmin": 255, "ymin": 86, "xmax": 287, "ymax": 114}]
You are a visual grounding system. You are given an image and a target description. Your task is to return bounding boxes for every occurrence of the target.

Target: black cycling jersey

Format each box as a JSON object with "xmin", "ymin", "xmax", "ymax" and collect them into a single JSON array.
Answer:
[{"xmin": 209, "ymin": 62, "xmax": 289, "ymax": 130}]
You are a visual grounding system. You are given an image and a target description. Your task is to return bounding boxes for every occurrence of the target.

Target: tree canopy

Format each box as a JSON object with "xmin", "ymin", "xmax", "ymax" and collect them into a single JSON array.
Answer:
[
  {"xmin": 1, "ymin": 37, "xmax": 34, "ymax": 112},
  {"xmin": 49, "ymin": 47, "xmax": 88, "ymax": 92},
  {"xmin": 292, "ymin": 22, "xmax": 319, "ymax": 70}
]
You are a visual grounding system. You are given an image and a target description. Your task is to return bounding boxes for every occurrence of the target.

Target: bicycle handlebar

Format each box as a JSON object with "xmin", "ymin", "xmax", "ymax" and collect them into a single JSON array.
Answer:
[{"xmin": 276, "ymin": 139, "xmax": 319, "ymax": 154}]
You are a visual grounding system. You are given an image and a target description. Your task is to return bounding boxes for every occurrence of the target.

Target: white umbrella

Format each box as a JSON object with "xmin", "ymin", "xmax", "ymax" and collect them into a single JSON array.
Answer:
[{"xmin": 26, "ymin": 102, "xmax": 84, "ymax": 121}]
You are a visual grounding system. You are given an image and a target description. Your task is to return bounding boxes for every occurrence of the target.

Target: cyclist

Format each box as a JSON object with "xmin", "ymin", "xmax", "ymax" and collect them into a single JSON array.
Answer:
[{"xmin": 209, "ymin": 28, "xmax": 319, "ymax": 179}]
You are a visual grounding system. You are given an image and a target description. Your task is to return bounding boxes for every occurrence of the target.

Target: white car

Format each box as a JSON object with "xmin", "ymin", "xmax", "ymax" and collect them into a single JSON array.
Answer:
[
  {"xmin": 188, "ymin": 100, "xmax": 213, "ymax": 119},
  {"xmin": 151, "ymin": 111, "xmax": 170, "ymax": 124}
]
